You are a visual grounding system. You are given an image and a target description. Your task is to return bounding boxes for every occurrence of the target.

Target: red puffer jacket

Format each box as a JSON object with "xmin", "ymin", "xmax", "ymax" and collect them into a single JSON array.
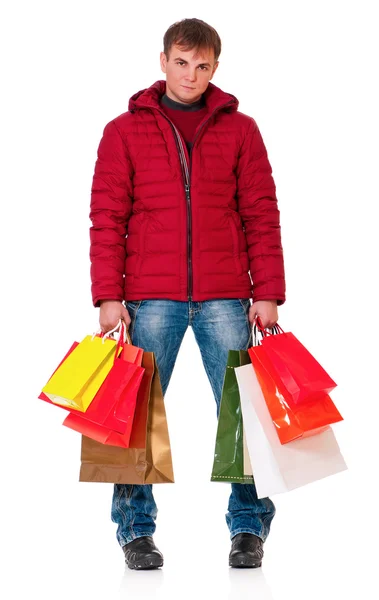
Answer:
[{"xmin": 89, "ymin": 80, "xmax": 286, "ymax": 307}]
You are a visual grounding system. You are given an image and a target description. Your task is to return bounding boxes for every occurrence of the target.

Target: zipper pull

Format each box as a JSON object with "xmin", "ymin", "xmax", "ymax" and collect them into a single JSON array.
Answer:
[{"xmin": 185, "ymin": 184, "xmax": 190, "ymax": 200}]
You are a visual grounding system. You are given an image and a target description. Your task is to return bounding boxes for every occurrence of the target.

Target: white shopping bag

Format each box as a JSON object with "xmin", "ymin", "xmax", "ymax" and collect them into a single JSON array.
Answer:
[{"xmin": 235, "ymin": 363, "xmax": 347, "ymax": 499}]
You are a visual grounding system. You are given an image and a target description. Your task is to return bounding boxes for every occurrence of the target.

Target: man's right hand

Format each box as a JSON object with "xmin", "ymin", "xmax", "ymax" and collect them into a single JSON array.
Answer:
[{"xmin": 99, "ymin": 300, "xmax": 131, "ymax": 334}]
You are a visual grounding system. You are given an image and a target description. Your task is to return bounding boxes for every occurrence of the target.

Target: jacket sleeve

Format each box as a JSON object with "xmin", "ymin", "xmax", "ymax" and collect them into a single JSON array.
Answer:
[
  {"xmin": 236, "ymin": 118, "xmax": 286, "ymax": 306},
  {"xmin": 89, "ymin": 120, "xmax": 133, "ymax": 308}
]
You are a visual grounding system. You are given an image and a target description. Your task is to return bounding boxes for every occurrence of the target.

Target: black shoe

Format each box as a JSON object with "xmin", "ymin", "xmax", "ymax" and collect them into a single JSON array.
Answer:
[
  {"xmin": 229, "ymin": 533, "xmax": 264, "ymax": 568},
  {"xmin": 122, "ymin": 536, "xmax": 164, "ymax": 570}
]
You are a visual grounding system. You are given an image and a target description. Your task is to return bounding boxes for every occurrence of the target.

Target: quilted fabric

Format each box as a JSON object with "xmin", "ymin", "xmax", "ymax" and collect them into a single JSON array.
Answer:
[{"xmin": 89, "ymin": 80, "xmax": 286, "ymax": 307}]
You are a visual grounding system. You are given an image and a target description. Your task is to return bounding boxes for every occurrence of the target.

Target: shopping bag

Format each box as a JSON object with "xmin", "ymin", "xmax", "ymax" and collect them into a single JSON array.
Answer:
[
  {"xmin": 110, "ymin": 340, "xmax": 145, "ymax": 427},
  {"xmin": 39, "ymin": 341, "xmax": 79, "ymax": 402},
  {"xmin": 65, "ymin": 322, "xmax": 144, "ymax": 434},
  {"xmin": 235, "ymin": 363, "xmax": 347, "ymax": 498},
  {"xmin": 41, "ymin": 324, "xmax": 123, "ymax": 412},
  {"xmin": 254, "ymin": 318, "xmax": 337, "ymax": 405},
  {"xmin": 63, "ymin": 323, "xmax": 149, "ymax": 447},
  {"xmin": 211, "ymin": 350, "xmax": 254, "ymax": 484},
  {"xmin": 78, "ymin": 352, "xmax": 174, "ymax": 484},
  {"xmin": 63, "ymin": 345, "xmax": 150, "ymax": 447},
  {"xmin": 249, "ymin": 343, "xmax": 343, "ymax": 444},
  {"xmin": 81, "ymin": 360, "xmax": 144, "ymax": 434},
  {"xmin": 40, "ymin": 321, "xmax": 144, "ymax": 434}
]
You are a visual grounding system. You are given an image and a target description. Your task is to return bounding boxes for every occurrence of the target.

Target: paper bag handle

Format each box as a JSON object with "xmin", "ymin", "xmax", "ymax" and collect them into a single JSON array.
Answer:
[{"xmin": 255, "ymin": 316, "xmax": 284, "ymax": 337}]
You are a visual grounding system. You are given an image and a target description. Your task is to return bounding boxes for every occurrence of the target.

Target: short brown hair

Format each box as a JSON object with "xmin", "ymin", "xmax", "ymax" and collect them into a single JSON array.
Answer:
[{"xmin": 163, "ymin": 18, "xmax": 221, "ymax": 63}]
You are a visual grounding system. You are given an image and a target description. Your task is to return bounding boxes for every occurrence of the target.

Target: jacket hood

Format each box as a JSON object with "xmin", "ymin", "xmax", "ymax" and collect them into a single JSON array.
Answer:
[{"xmin": 128, "ymin": 79, "xmax": 239, "ymax": 114}]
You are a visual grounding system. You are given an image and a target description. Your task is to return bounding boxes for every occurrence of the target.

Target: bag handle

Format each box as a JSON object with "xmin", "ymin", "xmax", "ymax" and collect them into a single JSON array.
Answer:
[
  {"xmin": 112, "ymin": 321, "xmax": 127, "ymax": 362},
  {"xmin": 91, "ymin": 319, "xmax": 132, "ymax": 345},
  {"xmin": 92, "ymin": 319, "xmax": 133, "ymax": 364},
  {"xmin": 252, "ymin": 319, "xmax": 280, "ymax": 346},
  {"xmin": 255, "ymin": 316, "xmax": 284, "ymax": 337}
]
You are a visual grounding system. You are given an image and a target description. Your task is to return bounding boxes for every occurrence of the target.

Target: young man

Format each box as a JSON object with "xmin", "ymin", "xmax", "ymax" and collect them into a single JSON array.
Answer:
[{"xmin": 89, "ymin": 18, "xmax": 286, "ymax": 569}]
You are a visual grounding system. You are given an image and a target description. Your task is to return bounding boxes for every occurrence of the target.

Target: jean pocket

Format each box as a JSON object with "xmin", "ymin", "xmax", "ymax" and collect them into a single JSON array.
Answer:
[
  {"xmin": 126, "ymin": 300, "xmax": 142, "ymax": 312},
  {"xmin": 238, "ymin": 298, "xmax": 251, "ymax": 311},
  {"xmin": 125, "ymin": 301, "xmax": 143, "ymax": 340}
]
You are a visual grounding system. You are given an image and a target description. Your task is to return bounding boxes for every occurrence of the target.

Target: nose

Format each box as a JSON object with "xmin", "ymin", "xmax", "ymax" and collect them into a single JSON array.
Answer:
[{"xmin": 185, "ymin": 69, "xmax": 197, "ymax": 82}]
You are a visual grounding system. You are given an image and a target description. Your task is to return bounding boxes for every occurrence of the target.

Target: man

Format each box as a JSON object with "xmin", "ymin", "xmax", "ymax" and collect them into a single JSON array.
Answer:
[{"xmin": 89, "ymin": 17, "xmax": 286, "ymax": 570}]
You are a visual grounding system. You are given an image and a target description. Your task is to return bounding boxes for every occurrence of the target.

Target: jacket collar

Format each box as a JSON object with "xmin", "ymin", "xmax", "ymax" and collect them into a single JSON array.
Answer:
[{"xmin": 128, "ymin": 79, "xmax": 239, "ymax": 114}]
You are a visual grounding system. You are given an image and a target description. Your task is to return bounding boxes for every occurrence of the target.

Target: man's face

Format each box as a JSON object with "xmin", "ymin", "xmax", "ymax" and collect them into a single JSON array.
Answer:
[{"xmin": 160, "ymin": 44, "xmax": 219, "ymax": 104}]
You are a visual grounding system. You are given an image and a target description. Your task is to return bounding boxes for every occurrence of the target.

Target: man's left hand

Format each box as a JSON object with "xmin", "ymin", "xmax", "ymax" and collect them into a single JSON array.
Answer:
[{"xmin": 248, "ymin": 300, "xmax": 278, "ymax": 329}]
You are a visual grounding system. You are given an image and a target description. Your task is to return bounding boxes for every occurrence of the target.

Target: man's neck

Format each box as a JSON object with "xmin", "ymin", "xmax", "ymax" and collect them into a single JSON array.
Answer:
[{"xmin": 161, "ymin": 92, "xmax": 206, "ymax": 112}]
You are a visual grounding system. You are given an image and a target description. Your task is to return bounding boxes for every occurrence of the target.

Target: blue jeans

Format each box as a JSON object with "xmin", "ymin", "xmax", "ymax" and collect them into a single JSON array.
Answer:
[{"xmin": 111, "ymin": 299, "xmax": 276, "ymax": 546}]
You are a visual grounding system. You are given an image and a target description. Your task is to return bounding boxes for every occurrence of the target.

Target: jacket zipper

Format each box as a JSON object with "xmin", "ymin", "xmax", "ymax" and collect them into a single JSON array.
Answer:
[
  {"xmin": 146, "ymin": 101, "xmax": 235, "ymax": 301},
  {"xmin": 170, "ymin": 127, "xmax": 192, "ymax": 300}
]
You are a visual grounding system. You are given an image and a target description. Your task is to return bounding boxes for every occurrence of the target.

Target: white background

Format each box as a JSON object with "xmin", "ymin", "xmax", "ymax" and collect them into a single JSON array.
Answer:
[{"xmin": 1, "ymin": 1, "xmax": 378, "ymax": 598}]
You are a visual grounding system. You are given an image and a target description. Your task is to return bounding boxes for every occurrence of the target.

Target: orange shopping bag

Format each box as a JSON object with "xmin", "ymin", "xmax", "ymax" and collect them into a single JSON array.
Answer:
[{"xmin": 248, "ymin": 324, "xmax": 343, "ymax": 444}]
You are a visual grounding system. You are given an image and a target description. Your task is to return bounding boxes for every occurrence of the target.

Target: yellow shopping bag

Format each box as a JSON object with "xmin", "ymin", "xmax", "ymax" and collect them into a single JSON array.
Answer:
[{"xmin": 42, "ymin": 332, "xmax": 123, "ymax": 412}]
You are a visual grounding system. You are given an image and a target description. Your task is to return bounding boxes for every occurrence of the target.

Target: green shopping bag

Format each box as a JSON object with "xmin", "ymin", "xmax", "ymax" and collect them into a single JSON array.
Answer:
[{"xmin": 211, "ymin": 350, "xmax": 254, "ymax": 484}]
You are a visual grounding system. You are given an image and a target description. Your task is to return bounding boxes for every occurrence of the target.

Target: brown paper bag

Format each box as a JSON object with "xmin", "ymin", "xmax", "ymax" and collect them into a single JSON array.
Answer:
[{"xmin": 79, "ymin": 352, "xmax": 174, "ymax": 484}]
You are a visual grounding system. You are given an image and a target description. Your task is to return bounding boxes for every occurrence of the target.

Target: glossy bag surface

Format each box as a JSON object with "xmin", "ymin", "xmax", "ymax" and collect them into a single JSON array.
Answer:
[
  {"xmin": 211, "ymin": 350, "xmax": 254, "ymax": 484},
  {"xmin": 248, "ymin": 344, "xmax": 343, "ymax": 444},
  {"xmin": 258, "ymin": 323, "xmax": 337, "ymax": 405}
]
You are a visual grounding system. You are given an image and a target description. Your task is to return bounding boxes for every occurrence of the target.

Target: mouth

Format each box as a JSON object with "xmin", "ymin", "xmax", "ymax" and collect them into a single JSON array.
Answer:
[{"xmin": 181, "ymin": 85, "xmax": 195, "ymax": 90}]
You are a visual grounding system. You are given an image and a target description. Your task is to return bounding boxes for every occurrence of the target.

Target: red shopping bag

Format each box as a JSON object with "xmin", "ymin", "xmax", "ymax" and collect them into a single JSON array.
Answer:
[
  {"xmin": 77, "ymin": 358, "xmax": 144, "ymax": 433},
  {"xmin": 248, "ymin": 343, "xmax": 343, "ymax": 444},
  {"xmin": 255, "ymin": 318, "xmax": 337, "ymax": 405},
  {"xmin": 63, "ymin": 350, "xmax": 153, "ymax": 448},
  {"xmin": 39, "ymin": 322, "xmax": 144, "ymax": 434}
]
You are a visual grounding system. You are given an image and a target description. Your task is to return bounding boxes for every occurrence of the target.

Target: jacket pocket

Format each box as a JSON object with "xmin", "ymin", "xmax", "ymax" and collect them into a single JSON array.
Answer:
[
  {"xmin": 134, "ymin": 214, "xmax": 150, "ymax": 279},
  {"xmin": 227, "ymin": 213, "xmax": 244, "ymax": 276}
]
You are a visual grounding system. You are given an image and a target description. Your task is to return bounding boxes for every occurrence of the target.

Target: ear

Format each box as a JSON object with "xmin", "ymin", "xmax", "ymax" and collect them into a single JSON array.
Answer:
[
  {"xmin": 209, "ymin": 61, "xmax": 219, "ymax": 81},
  {"xmin": 160, "ymin": 51, "xmax": 167, "ymax": 74}
]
